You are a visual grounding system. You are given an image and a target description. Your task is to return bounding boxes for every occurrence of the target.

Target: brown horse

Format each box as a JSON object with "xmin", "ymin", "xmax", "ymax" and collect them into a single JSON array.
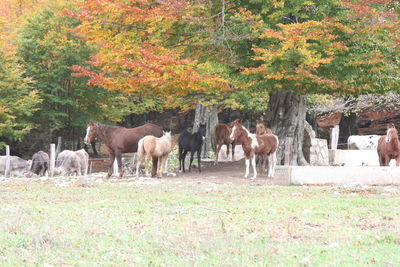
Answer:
[
  {"xmin": 84, "ymin": 122, "xmax": 163, "ymax": 178},
  {"xmin": 255, "ymin": 120, "xmax": 273, "ymax": 171},
  {"xmin": 230, "ymin": 119, "xmax": 279, "ymax": 179},
  {"xmin": 255, "ymin": 120, "xmax": 272, "ymax": 135},
  {"xmin": 377, "ymin": 123, "xmax": 400, "ymax": 166},
  {"xmin": 212, "ymin": 123, "xmax": 236, "ymax": 164},
  {"xmin": 135, "ymin": 131, "xmax": 174, "ymax": 178}
]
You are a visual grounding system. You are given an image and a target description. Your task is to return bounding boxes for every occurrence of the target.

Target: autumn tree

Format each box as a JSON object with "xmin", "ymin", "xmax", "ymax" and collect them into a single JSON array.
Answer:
[
  {"xmin": 16, "ymin": 5, "xmax": 138, "ymax": 146},
  {"xmin": 0, "ymin": 47, "xmax": 41, "ymax": 147}
]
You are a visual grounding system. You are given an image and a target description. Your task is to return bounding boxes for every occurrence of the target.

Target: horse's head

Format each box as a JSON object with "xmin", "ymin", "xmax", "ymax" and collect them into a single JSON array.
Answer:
[
  {"xmin": 230, "ymin": 119, "xmax": 243, "ymax": 141},
  {"xmin": 385, "ymin": 124, "xmax": 398, "ymax": 143},
  {"xmin": 198, "ymin": 123, "xmax": 207, "ymax": 140},
  {"xmin": 163, "ymin": 130, "xmax": 172, "ymax": 138},
  {"xmin": 84, "ymin": 121, "xmax": 97, "ymax": 144},
  {"xmin": 256, "ymin": 120, "xmax": 266, "ymax": 135}
]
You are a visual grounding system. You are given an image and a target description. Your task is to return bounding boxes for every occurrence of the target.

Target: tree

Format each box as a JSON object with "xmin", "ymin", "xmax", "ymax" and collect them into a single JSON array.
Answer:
[
  {"xmin": 0, "ymin": 48, "xmax": 41, "ymax": 147},
  {"xmin": 16, "ymin": 5, "xmax": 137, "ymax": 145}
]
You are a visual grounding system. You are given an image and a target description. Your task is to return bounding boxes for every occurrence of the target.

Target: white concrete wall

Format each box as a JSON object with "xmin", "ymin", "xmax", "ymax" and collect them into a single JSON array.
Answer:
[
  {"xmin": 273, "ymin": 166, "xmax": 400, "ymax": 186},
  {"xmin": 329, "ymin": 149, "xmax": 396, "ymax": 166}
]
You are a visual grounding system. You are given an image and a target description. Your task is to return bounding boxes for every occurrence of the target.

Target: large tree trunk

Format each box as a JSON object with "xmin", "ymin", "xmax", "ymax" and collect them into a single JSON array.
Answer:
[
  {"xmin": 193, "ymin": 101, "xmax": 218, "ymax": 158},
  {"xmin": 266, "ymin": 91, "xmax": 308, "ymax": 166}
]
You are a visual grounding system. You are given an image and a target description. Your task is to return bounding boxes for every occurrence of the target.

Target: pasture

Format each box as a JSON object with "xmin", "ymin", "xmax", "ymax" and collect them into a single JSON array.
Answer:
[{"xmin": 1, "ymin": 172, "xmax": 399, "ymax": 266}]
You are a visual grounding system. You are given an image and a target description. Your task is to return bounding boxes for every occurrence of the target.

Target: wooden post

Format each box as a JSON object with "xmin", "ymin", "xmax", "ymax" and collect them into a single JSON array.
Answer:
[
  {"xmin": 4, "ymin": 145, "xmax": 10, "ymax": 177},
  {"xmin": 49, "ymin": 144, "xmax": 55, "ymax": 177},
  {"xmin": 330, "ymin": 125, "xmax": 339, "ymax": 150},
  {"xmin": 284, "ymin": 137, "xmax": 293, "ymax": 166}
]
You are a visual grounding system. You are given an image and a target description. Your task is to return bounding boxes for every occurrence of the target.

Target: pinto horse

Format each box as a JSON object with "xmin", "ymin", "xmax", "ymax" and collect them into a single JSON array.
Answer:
[
  {"xmin": 377, "ymin": 123, "xmax": 400, "ymax": 166},
  {"xmin": 178, "ymin": 123, "xmax": 207, "ymax": 173},
  {"xmin": 212, "ymin": 123, "xmax": 236, "ymax": 164},
  {"xmin": 84, "ymin": 122, "xmax": 163, "ymax": 178},
  {"xmin": 135, "ymin": 131, "xmax": 174, "ymax": 178},
  {"xmin": 230, "ymin": 119, "xmax": 279, "ymax": 179}
]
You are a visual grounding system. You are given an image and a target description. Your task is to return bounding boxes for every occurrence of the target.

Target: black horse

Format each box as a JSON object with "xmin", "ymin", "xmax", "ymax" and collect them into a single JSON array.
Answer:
[{"xmin": 178, "ymin": 123, "xmax": 207, "ymax": 173}]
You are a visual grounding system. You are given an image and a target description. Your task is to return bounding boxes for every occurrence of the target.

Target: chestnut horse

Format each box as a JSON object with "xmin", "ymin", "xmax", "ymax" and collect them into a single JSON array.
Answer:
[
  {"xmin": 255, "ymin": 120, "xmax": 272, "ymax": 135},
  {"xmin": 212, "ymin": 123, "xmax": 236, "ymax": 164},
  {"xmin": 84, "ymin": 122, "xmax": 163, "ymax": 178},
  {"xmin": 377, "ymin": 123, "xmax": 400, "ymax": 166},
  {"xmin": 230, "ymin": 119, "xmax": 279, "ymax": 179},
  {"xmin": 135, "ymin": 131, "xmax": 173, "ymax": 178}
]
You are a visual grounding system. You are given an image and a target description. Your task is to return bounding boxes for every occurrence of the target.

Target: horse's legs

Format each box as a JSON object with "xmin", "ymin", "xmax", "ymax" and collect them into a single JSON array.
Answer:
[
  {"xmin": 116, "ymin": 152, "xmax": 124, "ymax": 178},
  {"xmin": 179, "ymin": 150, "xmax": 188, "ymax": 173},
  {"xmin": 378, "ymin": 155, "xmax": 384, "ymax": 166},
  {"xmin": 226, "ymin": 143, "xmax": 230, "ymax": 160},
  {"xmin": 151, "ymin": 156, "xmax": 158, "ymax": 177},
  {"xmin": 251, "ymin": 155, "xmax": 257, "ymax": 179},
  {"xmin": 158, "ymin": 156, "xmax": 167, "ymax": 178},
  {"xmin": 197, "ymin": 147, "xmax": 202, "ymax": 173},
  {"xmin": 135, "ymin": 153, "xmax": 142, "ymax": 176},
  {"xmin": 144, "ymin": 153, "xmax": 152, "ymax": 176},
  {"xmin": 215, "ymin": 143, "xmax": 221, "ymax": 164},
  {"xmin": 189, "ymin": 150, "xmax": 195, "ymax": 172},
  {"xmin": 244, "ymin": 158, "xmax": 250, "ymax": 178},
  {"xmin": 231, "ymin": 143, "xmax": 235, "ymax": 161},
  {"xmin": 107, "ymin": 153, "xmax": 115, "ymax": 178},
  {"xmin": 178, "ymin": 147, "xmax": 183, "ymax": 172}
]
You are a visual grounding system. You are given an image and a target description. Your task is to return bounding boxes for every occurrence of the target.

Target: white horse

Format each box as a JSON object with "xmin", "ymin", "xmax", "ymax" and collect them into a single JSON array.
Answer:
[{"xmin": 347, "ymin": 135, "xmax": 380, "ymax": 150}]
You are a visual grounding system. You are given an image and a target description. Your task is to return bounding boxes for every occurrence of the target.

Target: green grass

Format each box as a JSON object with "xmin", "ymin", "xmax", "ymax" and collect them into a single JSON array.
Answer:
[{"xmin": 0, "ymin": 182, "xmax": 399, "ymax": 266}]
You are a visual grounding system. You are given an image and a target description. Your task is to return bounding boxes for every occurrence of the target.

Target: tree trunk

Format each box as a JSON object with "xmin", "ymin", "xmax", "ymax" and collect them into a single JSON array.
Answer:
[
  {"xmin": 338, "ymin": 113, "xmax": 358, "ymax": 149},
  {"xmin": 266, "ymin": 91, "xmax": 308, "ymax": 166},
  {"xmin": 193, "ymin": 101, "xmax": 219, "ymax": 158}
]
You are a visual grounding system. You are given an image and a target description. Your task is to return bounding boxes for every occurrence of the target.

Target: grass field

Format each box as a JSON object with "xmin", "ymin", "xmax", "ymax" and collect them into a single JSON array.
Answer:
[{"xmin": 0, "ymin": 180, "xmax": 399, "ymax": 266}]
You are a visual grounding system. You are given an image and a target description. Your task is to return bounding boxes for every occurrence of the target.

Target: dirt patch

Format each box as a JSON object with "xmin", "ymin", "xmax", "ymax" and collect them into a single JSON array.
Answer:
[{"xmin": 164, "ymin": 160, "xmax": 274, "ymax": 186}]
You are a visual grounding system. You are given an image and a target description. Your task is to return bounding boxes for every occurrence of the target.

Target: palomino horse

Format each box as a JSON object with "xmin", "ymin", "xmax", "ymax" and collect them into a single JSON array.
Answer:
[
  {"xmin": 212, "ymin": 123, "xmax": 236, "ymax": 164},
  {"xmin": 84, "ymin": 122, "xmax": 163, "ymax": 178},
  {"xmin": 377, "ymin": 123, "xmax": 400, "ymax": 166},
  {"xmin": 178, "ymin": 123, "xmax": 207, "ymax": 173},
  {"xmin": 135, "ymin": 131, "xmax": 174, "ymax": 178},
  {"xmin": 230, "ymin": 119, "xmax": 279, "ymax": 179}
]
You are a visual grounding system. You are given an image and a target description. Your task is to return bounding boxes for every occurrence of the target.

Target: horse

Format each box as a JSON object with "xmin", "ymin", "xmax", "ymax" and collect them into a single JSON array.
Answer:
[
  {"xmin": 377, "ymin": 123, "xmax": 400, "ymax": 166},
  {"xmin": 255, "ymin": 120, "xmax": 272, "ymax": 135},
  {"xmin": 178, "ymin": 123, "xmax": 207, "ymax": 173},
  {"xmin": 135, "ymin": 131, "xmax": 174, "ymax": 178},
  {"xmin": 84, "ymin": 122, "xmax": 163, "ymax": 178},
  {"xmin": 255, "ymin": 120, "xmax": 273, "ymax": 170},
  {"xmin": 211, "ymin": 123, "xmax": 236, "ymax": 164},
  {"xmin": 347, "ymin": 135, "xmax": 380, "ymax": 150},
  {"xmin": 230, "ymin": 119, "xmax": 279, "ymax": 179}
]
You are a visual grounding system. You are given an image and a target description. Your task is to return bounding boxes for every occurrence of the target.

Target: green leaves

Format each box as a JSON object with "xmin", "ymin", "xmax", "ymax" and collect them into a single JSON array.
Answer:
[{"xmin": 0, "ymin": 48, "xmax": 41, "ymax": 146}]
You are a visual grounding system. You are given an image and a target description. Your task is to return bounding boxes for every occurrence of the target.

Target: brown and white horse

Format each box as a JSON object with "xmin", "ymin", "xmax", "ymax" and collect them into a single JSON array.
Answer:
[
  {"xmin": 135, "ymin": 131, "xmax": 174, "ymax": 178},
  {"xmin": 255, "ymin": 120, "xmax": 272, "ymax": 135},
  {"xmin": 212, "ymin": 123, "xmax": 236, "ymax": 164},
  {"xmin": 377, "ymin": 123, "xmax": 400, "ymax": 166},
  {"xmin": 84, "ymin": 122, "xmax": 163, "ymax": 178},
  {"xmin": 230, "ymin": 119, "xmax": 279, "ymax": 179}
]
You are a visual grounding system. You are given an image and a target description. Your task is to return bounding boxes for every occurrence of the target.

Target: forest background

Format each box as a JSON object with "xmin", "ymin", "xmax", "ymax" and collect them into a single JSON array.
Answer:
[{"xmin": 0, "ymin": 0, "xmax": 399, "ymax": 164}]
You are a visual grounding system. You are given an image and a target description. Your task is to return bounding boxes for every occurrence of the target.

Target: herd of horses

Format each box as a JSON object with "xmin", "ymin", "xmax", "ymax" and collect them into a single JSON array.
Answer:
[
  {"xmin": 84, "ymin": 120, "xmax": 279, "ymax": 179},
  {"xmin": 82, "ymin": 120, "xmax": 400, "ymax": 180}
]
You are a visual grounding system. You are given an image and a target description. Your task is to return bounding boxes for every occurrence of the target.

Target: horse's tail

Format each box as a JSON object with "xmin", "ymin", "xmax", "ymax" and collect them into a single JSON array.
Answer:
[{"xmin": 137, "ymin": 138, "xmax": 145, "ymax": 158}]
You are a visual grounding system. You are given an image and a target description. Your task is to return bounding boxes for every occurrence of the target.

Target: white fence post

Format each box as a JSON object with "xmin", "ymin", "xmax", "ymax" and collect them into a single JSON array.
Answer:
[
  {"xmin": 49, "ymin": 144, "xmax": 55, "ymax": 177},
  {"xmin": 330, "ymin": 125, "xmax": 339, "ymax": 150},
  {"xmin": 5, "ymin": 145, "xmax": 10, "ymax": 177}
]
